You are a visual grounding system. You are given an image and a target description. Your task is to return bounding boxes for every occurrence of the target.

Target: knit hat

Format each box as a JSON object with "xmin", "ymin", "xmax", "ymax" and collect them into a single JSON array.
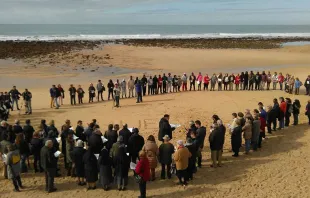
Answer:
[{"xmin": 163, "ymin": 135, "xmax": 170, "ymax": 141}]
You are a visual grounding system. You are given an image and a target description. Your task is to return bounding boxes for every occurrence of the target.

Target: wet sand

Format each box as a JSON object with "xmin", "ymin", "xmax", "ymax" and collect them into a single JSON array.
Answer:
[{"xmin": 0, "ymin": 41, "xmax": 310, "ymax": 198}]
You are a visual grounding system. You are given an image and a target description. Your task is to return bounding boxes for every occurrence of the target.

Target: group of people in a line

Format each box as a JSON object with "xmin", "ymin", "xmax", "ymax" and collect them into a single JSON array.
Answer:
[
  {"xmin": 49, "ymin": 72, "xmax": 310, "ymax": 109},
  {"xmin": 0, "ymin": 86, "xmax": 33, "ymax": 120},
  {"xmin": 0, "ymin": 98, "xmax": 310, "ymax": 197}
]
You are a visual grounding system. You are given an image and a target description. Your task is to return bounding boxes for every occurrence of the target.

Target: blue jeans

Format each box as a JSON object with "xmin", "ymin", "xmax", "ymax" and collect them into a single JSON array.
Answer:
[
  {"xmin": 279, "ymin": 119, "xmax": 284, "ymax": 129},
  {"xmin": 115, "ymin": 96, "xmax": 120, "ymax": 107},
  {"xmin": 12, "ymin": 98, "xmax": 19, "ymax": 110},
  {"xmin": 245, "ymin": 139, "xmax": 251, "ymax": 153}
]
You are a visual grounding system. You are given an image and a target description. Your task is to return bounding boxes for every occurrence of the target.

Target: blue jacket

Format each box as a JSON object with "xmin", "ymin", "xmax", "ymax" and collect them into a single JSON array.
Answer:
[
  {"xmin": 135, "ymin": 83, "xmax": 142, "ymax": 93},
  {"xmin": 50, "ymin": 88, "xmax": 56, "ymax": 97}
]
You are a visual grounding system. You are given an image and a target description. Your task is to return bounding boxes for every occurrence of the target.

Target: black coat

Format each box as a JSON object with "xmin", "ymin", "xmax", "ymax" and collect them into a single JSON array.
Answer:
[
  {"xmin": 218, "ymin": 125, "xmax": 226, "ymax": 149},
  {"xmin": 71, "ymin": 147, "xmax": 86, "ymax": 177},
  {"xmin": 40, "ymin": 146, "xmax": 57, "ymax": 170},
  {"xmin": 43, "ymin": 137, "xmax": 59, "ymax": 152},
  {"xmin": 83, "ymin": 150, "xmax": 98, "ymax": 182},
  {"xmin": 267, "ymin": 109, "xmax": 277, "ymax": 122},
  {"xmin": 244, "ymin": 73, "xmax": 249, "ymax": 84},
  {"xmin": 17, "ymin": 140, "xmax": 30, "ymax": 155},
  {"xmin": 12, "ymin": 124, "xmax": 23, "ymax": 134},
  {"xmin": 47, "ymin": 125, "xmax": 59, "ymax": 138},
  {"xmin": 98, "ymin": 148, "xmax": 113, "ymax": 186},
  {"xmin": 30, "ymin": 138, "xmax": 43, "ymax": 156},
  {"xmin": 23, "ymin": 124, "xmax": 35, "ymax": 143},
  {"xmin": 104, "ymin": 130, "xmax": 118, "ymax": 150},
  {"xmin": 196, "ymin": 126, "xmax": 207, "ymax": 149},
  {"xmin": 61, "ymin": 129, "xmax": 74, "ymax": 154},
  {"xmin": 84, "ymin": 127, "xmax": 93, "ymax": 142},
  {"xmin": 159, "ymin": 143, "xmax": 174, "ymax": 165},
  {"xmin": 88, "ymin": 133, "xmax": 104, "ymax": 154},
  {"xmin": 293, "ymin": 102, "xmax": 301, "ymax": 114},
  {"xmin": 119, "ymin": 128, "xmax": 132, "ymax": 145},
  {"xmin": 158, "ymin": 118, "xmax": 172, "ymax": 141},
  {"xmin": 75, "ymin": 125, "xmax": 86, "ymax": 142},
  {"xmin": 209, "ymin": 128, "xmax": 223, "ymax": 151},
  {"xmin": 128, "ymin": 133, "xmax": 145, "ymax": 156},
  {"xmin": 186, "ymin": 144, "xmax": 197, "ymax": 165},
  {"xmin": 231, "ymin": 126, "xmax": 242, "ymax": 149}
]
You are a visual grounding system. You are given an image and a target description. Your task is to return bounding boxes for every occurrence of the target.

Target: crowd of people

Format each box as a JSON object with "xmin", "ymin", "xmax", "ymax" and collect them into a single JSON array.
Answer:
[
  {"xmin": 1, "ymin": 96, "xmax": 310, "ymax": 197},
  {"xmin": 49, "ymin": 72, "xmax": 310, "ymax": 108}
]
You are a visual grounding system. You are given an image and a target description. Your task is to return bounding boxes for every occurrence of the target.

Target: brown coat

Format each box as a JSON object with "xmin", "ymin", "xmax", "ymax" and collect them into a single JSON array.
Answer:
[
  {"xmin": 142, "ymin": 141, "xmax": 159, "ymax": 169},
  {"xmin": 174, "ymin": 147, "xmax": 192, "ymax": 170},
  {"xmin": 242, "ymin": 120, "xmax": 252, "ymax": 140}
]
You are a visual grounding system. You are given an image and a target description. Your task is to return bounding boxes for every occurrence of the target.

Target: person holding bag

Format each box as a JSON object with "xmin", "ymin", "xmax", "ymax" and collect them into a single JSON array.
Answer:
[{"xmin": 135, "ymin": 151, "xmax": 150, "ymax": 198}]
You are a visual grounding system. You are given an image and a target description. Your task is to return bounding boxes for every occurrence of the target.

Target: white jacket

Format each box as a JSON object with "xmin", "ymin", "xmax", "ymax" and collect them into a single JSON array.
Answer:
[
  {"xmin": 272, "ymin": 75, "xmax": 278, "ymax": 83},
  {"xmin": 128, "ymin": 79, "xmax": 135, "ymax": 89}
]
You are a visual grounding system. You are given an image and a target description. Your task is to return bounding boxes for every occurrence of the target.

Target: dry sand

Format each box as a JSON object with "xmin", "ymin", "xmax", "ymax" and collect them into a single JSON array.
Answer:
[{"xmin": 0, "ymin": 45, "xmax": 310, "ymax": 198}]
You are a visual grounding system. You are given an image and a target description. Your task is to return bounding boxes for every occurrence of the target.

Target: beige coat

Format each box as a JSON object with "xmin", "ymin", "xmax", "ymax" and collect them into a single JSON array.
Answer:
[
  {"xmin": 242, "ymin": 120, "xmax": 252, "ymax": 140},
  {"xmin": 174, "ymin": 147, "xmax": 192, "ymax": 170},
  {"xmin": 143, "ymin": 141, "xmax": 159, "ymax": 169}
]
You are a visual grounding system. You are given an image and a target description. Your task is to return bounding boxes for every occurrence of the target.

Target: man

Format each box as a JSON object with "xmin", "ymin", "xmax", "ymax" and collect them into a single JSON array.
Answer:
[
  {"xmin": 159, "ymin": 135, "xmax": 174, "ymax": 180},
  {"xmin": 114, "ymin": 83, "xmax": 121, "ymax": 107},
  {"xmin": 136, "ymin": 80, "xmax": 143, "ymax": 103},
  {"xmin": 147, "ymin": 76, "xmax": 153, "ymax": 95},
  {"xmin": 305, "ymin": 75, "xmax": 310, "ymax": 96},
  {"xmin": 255, "ymin": 72, "xmax": 261, "ymax": 90},
  {"xmin": 261, "ymin": 71, "xmax": 267, "ymax": 90},
  {"xmin": 158, "ymin": 114, "xmax": 175, "ymax": 141},
  {"xmin": 12, "ymin": 120, "xmax": 23, "ymax": 135},
  {"xmin": 120, "ymin": 79, "xmax": 127, "ymax": 98},
  {"xmin": 209, "ymin": 123, "xmax": 222, "ymax": 168},
  {"xmin": 6, "ymin": 144, "xmax": 23, "ymax": 192},
  {"xmin": 278, "ymin": 73, "xmax": 284, "ymax": 91},
  {"xmin": 162, "ymin": 73, "xmax": 168, "ymax": 93},
  {"xmin": 40, "ymin": 140, "xmax": 57, "ymax": 193},
  {"xmin": 96, "ymin": 80, "xmax": 105, "ymax": 101},
  {"xmin": 249, "ymin": 71, "xmax": 255, "ymax": 91},
  {"xmin": 128, "ymin": 76, "xmax": 135, "ymax": 98},
  {"xmin": 152, "ymin": 75, "xmax": 158, "ymax": 94},
  {"xmin": 189, "ymin": 73, "xmax": 196, "ymax": 91},
  {"xmin": 228, "ymin": 73, "xmax": 235, "ymax": 91},
  {"xmin": 75, "ymin": 120, "xmax": 85, "ymax": 142},
  {"xmin": 119, "ymin": 124, "xmax": 132, "ymax": 146},
  {"xmin": 23, "ymin": 119, "xmax": 35, "ymax": 144},
  {"xmin": 181, "ymin": 73, "xmax": 188, "ymax": 91},
  {"xmin": 128, "ymin": 128, "xmax": 144, "ymax": 163},
  {"xmin": 104, "ymin": 124, "xmax": 118, "ymax": 151},
  {"xmin": 195, "ymin": 120, "xmax": 206, "ymax": 168},
  {"xmin": 49, "ymin": 85, "xmax": 59, "ymax": 109},
  {"xmin": 174, "ymin": 140, "xmax": 191, "ymax": 186},
  {"xmin": 185, "ymin": 137, "xmax": 196, "ymax": 180},
  {"xmin": 88, "ymin": 129, "xmax": 104, "ymax": 154},
  {"xmin": 68, "ymin": 84, "xmax": 76, "ymax": 105},
  {"xmin": 272, "ymin": 72, "xmax": 278, "ymax": 90},
  {"xmin": 141, "ymin": 75, "xmax": 148, "ymax": 96},
  {"xmin": 210, "ymin": 74, "xmax": 217, "ymax": 91},
  {"xmin": 22, "ymin": 89, "xmax": 32, "ymax": 114},
  {"xmin": 9, "ymin": 86, "xmax": 21, "ymax": 111},
  {"xmin": 167, "ymin": 73, "xmax": 173, "ymax": 93}
]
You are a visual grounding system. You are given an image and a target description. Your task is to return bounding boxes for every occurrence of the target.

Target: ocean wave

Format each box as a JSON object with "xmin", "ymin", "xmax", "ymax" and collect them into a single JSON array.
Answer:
[{"xmin": 1, "ymin": 33, "xmax": 310, "ymax": 41}]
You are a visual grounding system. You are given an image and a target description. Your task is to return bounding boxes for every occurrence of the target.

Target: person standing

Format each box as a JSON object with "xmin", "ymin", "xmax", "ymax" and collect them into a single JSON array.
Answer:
[
  {"xmin": 251, "ymin": 115, "xmax": 261, "ymax": 151},
  {"xmin": 136, "ymin": 81, "xmax": 143, "ymax": 103},
  {"xmin": 147, "ymin": 76, "xmax": 153, "ymax": 95},
  {"xmin": 120, "ymin": 79, "xmax": 127, "ymax": 98},
  {"xmin": 66, "ymin": 134, "xmax": 75, "ymax": 176},
  {"xmin": 167, "ymin": 73, "xmax": 173, "ymax": 93},
  {"xmin": 68, "ymin": 84, "xmax": 76, "ymax": 105},
  {"xmin": 266, "ymin": 71, "xmax": 272, "ymax": 90},
  {"xmin": 261, "ymin": 71, "xmax": 267, "ymax": 90},
  {"xmin": 22, "ymin": 89, "xmax": 32, "ymax": 114},
  {"xmin": 266, "ymin": 106, "xmax": 275, "ymax": 134},
  {"xmin": 30, "ymin": 132, "xmax": 43, "ymax": 173},
  {"xmin": 152, "ymin": 75, "xmax": 158, "ymax": 94},
  {"xmin": 83, "ymin": 147, "xmax": 98, "ymax": 190},
  {"xmin": 231, "ymin": 119, "xmax": 242, "ymax": 157},
  {"xmin": 235, "ymin": 74, "xmax": 240, "ymax": 91},
  {"xmin": 41, "ymin": 140, "xmax": 57, "ymax": 193},
  {"xmin": 135, "ymin": 151, "xmax": 150, "ymax": 198},
  {"xmin": 15, "ymin": 133, "xmax": 30, "ymax": 173},
  {"xmin": 203, "ymin": 74, "xmax": 210, "ymax": 91},
  {"xmin": 294, "ymin": 78, "xmax": 302, "ymax": 95},
  {"xmin": 242, "ymin": 117, "xmax": 252, "ymax": 154},
  {"xmin": 88, "ymin": 83, "xmax": 96, "ymax": 103},
  {"xmin": 9, "ymin": 86, "xmax": 21, "ymax": 111},
  {"xmin": 243, "ymin": 71, "xmax": 249, "ymax": 90},
  {"xmin": 158, "ymin": 135, "xmax": 174, "ymax": 180},
  {"xmin": 217, "ymin": 73, "xmax": 223, "ymax": 91},
  {"xmin": 197, "ymin": 72, "xmax": 203, "ymax": 91},
  {"xmin": 104, "ymin": 124, "xmax": 118, "ymax": 152},
  {"xmin": 185, "ymin": 137, "xmax": 196, "ymax": 180},
  {"xmin": 189, "ymin": 73, "xmax": 196, "ymax": 91},
  {"xmin": 306, "ymin": 100, "xmax": 310, "ymax": 125},
  {"xmin": 119, "ymin": 124, "xmax": 132, "ymax": 146},
  {"xmin": 228, "ymin": 73, "xmax": 235, "ymax": 91},
  {"xmin": 292, "ymin": 99, "xmax": 301, "ymax": 125},
  {"xmin": 272, "ymin": 72, "xmax": 278, "ymax": 90},
  {"xmin": 304, "ymin": 75, "xmax": 310, "ymax": 96},
  {"xmin": 114, "ymin": 83, "xmax": 121, "ymax": 108},
  {"xmin": 254, "ymin": 72, "xmax": 261, "ymax": 90},
  {"xmin": 209, "ymin": 123, "xmax": 222, "ymax": 167},
  {"xmin": 285, "ymin": 98, "xmax": 292, "ymax": 127},
  {"xmin": 96, "ymin": 80, "xmax": 105, "ymax": 101},
  {"xmin": 107, "ymin": 80, "xmax": 115, "ymax": 100},
  {"xmin": 77, "ymin": 85, "xmax": 85, "ymax": 104},
  {"xmin": 128, "ymin": 128, "xmax": 145, "ymax": 163},
  {"xmin": 278, "ymin": 97, "xmax": 286, "ymax": 130},
  {"xmin": 158, "ymin": 75, "xmax": 164, "ymax": 94},
  {"xmin": 158, "ymin": 114, "xmax": 175, "ymax": 141},
  {"xmin": 141, "ymin": 75, "xmax": 148, "ymax": 96},
  {"xmin": 142, "ymin": 135, "xmax": 158, "ymax": 181},
  {"xmin": 71, "ymin": 140, "xmax": 86, "ymax": 186},
  {"xmin": 57, "ymin": 84, "xmax": 65, "ymax": 105},
  {"xmin": 210, "ymin": 73, "xmax": 217, "ymax": 91},
  {"xmin": 174, "ymin": 140, "xmax": 191, "ymax": 186},
  {"xmin": 162, "ymin": 73, "xmax": 168, "ymax": 93},
  {"xmin": 98, "ymin": 142, "xmax": 113, "ymax": 191},
  {"xmin": 195, "ymin": 120, "xmax": 206, "ymax": 168},
  {"xmin": 248, "ymin": 71, "xmax": 254, "ymax": 91},
  {"xmin": 6, "ymin": 144, "xmax": 23, "ymax": 192},
  {"xmin": 128, "ymin": 76, "xmax": 135, "ymax": 98},
  {"xmin": 278, "ymin": 73, "xmax": 284, "ymax": 91}
]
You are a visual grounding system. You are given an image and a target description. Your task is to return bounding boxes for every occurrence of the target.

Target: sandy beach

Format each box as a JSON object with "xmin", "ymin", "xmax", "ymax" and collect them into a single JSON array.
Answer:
[{"xmin": 0, "ymin": 42, "xmax": 310, "ymax": 198}]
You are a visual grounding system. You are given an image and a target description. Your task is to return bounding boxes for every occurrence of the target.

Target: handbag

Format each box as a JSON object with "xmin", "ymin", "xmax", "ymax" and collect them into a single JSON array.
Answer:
[{"xmin": 134, "ymin": 163, "xmax": 144, "ymax": 184}]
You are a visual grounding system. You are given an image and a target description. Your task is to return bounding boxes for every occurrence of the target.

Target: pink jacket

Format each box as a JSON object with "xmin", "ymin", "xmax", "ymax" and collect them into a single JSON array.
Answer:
[{"xmin": 197, "ymin": 74, "xmax": 203, "ymax": 82}]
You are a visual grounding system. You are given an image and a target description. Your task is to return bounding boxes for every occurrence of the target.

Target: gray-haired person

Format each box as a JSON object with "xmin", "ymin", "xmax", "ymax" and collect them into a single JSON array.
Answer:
[
  {"xmin": 6, "ymin": 144, "xmax": 23, "ymax": 192},
  {"xmin": 40, "ymin": 140, "xmax": 57, "ymax": 193}
]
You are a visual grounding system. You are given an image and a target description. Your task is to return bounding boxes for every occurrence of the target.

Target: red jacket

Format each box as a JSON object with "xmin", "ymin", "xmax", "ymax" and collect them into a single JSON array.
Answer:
[
  {"xmin": 235, "ymin": 76, "xmax": 240, "ymax": 84},
  {"xmin": 158, "ymin": 77, "xmax": 163, "ymax": 85},
  {"xmin": 135, "ymin": 157, "xmax": 150, "ymax": 182},
  {"xmin": 278, "ymin": 75, "xmax": 284, "ymax": 83},
  {"xmin": 203, "ymin": 76, "xmax": 210, "ymax": 84},
  {"xmin": 280, "ymin": 101, "xmax": 287, "ymax": 113}
]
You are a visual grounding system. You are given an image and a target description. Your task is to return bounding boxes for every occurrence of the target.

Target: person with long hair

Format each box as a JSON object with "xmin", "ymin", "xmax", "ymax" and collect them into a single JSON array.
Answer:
[
  {"xmin": 57, "ymin": 84, "xmax": 64, "ymax": 105},
  {"xmin": 135, "ymin": 151, "xmax": 150, "ymax": 198},
  {"xmin": 142, "ymin": 135, "xmax": 158, "ymax": 181}
]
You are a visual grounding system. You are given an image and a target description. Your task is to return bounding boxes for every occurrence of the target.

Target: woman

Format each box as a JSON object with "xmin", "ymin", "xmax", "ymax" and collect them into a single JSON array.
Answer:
[
  {"xmin": 172, "ymin": 75, "xmax": 178, "ymax": 92},
  {"xmin": 15, "ymin": 133, "xmax": 29, "ymax": 173},
  {"xmin": 242, "ymin": 117, "xmax": 252, "ymax": 154},
  {"xmin": 235, "ymin": 74, "xmax": 240, "ymax": 91},
  {"xmin": 142, "ymin": 135, "xmax": 158, "ymax": 181},
  {"xmin": 197, "ymin": 72, "xmax": 203, "ymax": 91},
  {"xmin": 231, "ymin": 119, "xmax": 242, "ymax": 157},
  {"xmin": 289, "ymin": 76, "xmax": 295, "ymax": 94},
  {"xmin": 252, "ymin": 114, "xmax": 261, "ymax": 151},
  {"xmin": 306, "ymin": 100, "xmax": 310, "ymax": 125},
  {"xmin": 47, "ymin": 120, "xmax": 59, "ymax": 138},
  {"xmin": 71, "ymin": 140, "xmax": 86, "ymax": 186},
  {"xmin": 6, "ymin": 144, "xmax": 23, "ymax": 192},
  {"xmin": 83, "ymin": 147, "xmax": 98, "ymax": 190},
  {"xmin": 98, "ymin": 143, "xmax": 113, "ymax": 191},
  {"xmin": 57, "ymin": 84, "xmax": 64, "ymax": 105},
  {"xmin": 217, "ymin": 73, "xmax": 223, "ymax": 91},
  {"xmin": 266, "ymin": 71, "xmax": 272, "ymax": 90},
  {"xmin": 77, "ymin": 85, "xmax": 85, "ymax": 104},
  {"xmin": 114, "ymin": 144, "xmax": 130, "ymax": 191},
  {"xmin": 203, "ymin": 74, "xmax": 210, "ymax": 91},
  {"xmin": 285, "ymin": 98, "xmax": 292, "ymax": 127},
  {"xmin": 293, "ymin": 99, "xmax": 301, "ymax": 125},
  {"xmin": 266, "ymin": 105, "xmax": 275, "ymax": 134},
  {"xmin": 294, "ymin": 78, "xmax": 302, "ymax": 95},
  {"xmin": 66, "ymin": 133, "xmax": 75, "ymax": 176},
  {"xmin": 30, "ymin": 132, "xmax": 43, "ymax": 173},
  {"xmin": 135, "ymin": 151, "xmax": 150, "ymax": 198},
  {"xmin": 158, "ymin": 135, "xmax": 174, "ymax": 180},
  {"xmin": 223, "ymin": 73, "xmax": 229, "ymax": 91},
  {"xmin": 158, "ymin": 75, "xmax": 163, "ymax": 94},
  {"xmin": 88, "ymin": 83, "xmax": 96, "ymax": 103}
]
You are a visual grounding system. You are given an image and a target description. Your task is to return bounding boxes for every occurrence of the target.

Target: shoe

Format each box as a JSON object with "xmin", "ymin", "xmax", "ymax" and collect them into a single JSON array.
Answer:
[
  {"xmin": 13, "ymin": 189, "xmax": 20, "ymax": 192},
  {"xmin": 78, "ymin": 182, "xmax": 82, "ymax": 186},
  {"xmin": 17, "ymin": 108, "xmax": 20, "ymax": 110},
  {"xmin": 217, "ymin": 164, "xmax": 222, "ymax": 167},
  {"xmin": 48, "ymin": 188, "xmax": 57, "ymax": 193},
  {"xmin": 19, "ymin": 185, "xmax": 24, "ymax": 189},
  {"xmin": 121, "ymin": 186, "xmax": 125, "ymax": 191},
  {"xmin": 28, "ymin": 112, "xmax": 32, "ymax": 114},
  {"xmin": 232, "ymin": 154, "xmax": 239, "ymax": 157}
]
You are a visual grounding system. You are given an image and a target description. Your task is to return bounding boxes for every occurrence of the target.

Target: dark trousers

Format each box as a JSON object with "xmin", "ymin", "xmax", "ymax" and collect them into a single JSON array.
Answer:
[
  {"xmin": 285, "ymin": 114, "xmax": 290, "ymax": 127},
  {"xmin": 97, "ymin": 91, "xmax": 103, "ymax": 101},
  {"xmin": 187, "ymin": 159, "xmax": 195, "ymax": 180},
  {"xmin": 308, "ymin": 114, "xmax": 310, "ymax": 125},
  {"xmin": 255, "ymin": 82, "xmax": 260, "ymax": 90},
  {"xmin": 163, "ymin": 83, "xmax": 167, "ymax": 93},
  {"xmin": 137, "ymin": 92, "xmax": 142, "ymax": 103},
  {"xmin": 203, "ymin": 83, "xmax": 209, "ymax": 90},
  {"xmin": 148, "ymin": 85, "xmax": 153, "ymax": 95},
  {"xmin": 249, "ymin": 82, "xmax": 254, "ymax": 90},
  {"xmin": 293, "ymin": 114, "xmax": 299, "ymax": 125},
  {"xmin": 78, "ymin": 96, "xmax": 83, "ymax": 104},
  {"xmin": 224, "ymin": 83, "xmax": 228, "ymax": 90},
  {"xmin": 45, "ymin": 168, "xmax": 56, "ymax": 191},
  {"xmin": 115, "ymin": 96, "xmax": 120, "ymax": 107},
  {"xmin": 139, "ymin": 180, "xmax": 146, "ymax": 198},
  {"xmin": 108, "ymin": 90, "xmax": 114, "ymax": 100},
  {"xmin": 89, "ymin": 94, "xmax": 94, "ymax": 103},
  {"xmin": 258, "ymin": 132, "xmax": 265, "ymax": 148},
  {"xmin": 33, "ymin": 154, "xmax": 43, "ymax": 172},
  {"xmin": 243, "ymin": 82, "xmax": 248, "ymax": 90},
  {"xmin": 161, "ymin": 164, "xmax": 171, "ymax": 179},
  {"xmin": 143, "ymin": 86, "xmax": 147, "ymax": 96},
  {"xmin": 267, "ymin": 82, "xmax": 271, "ymax": 90},
  {"xmin": 158, "ymin": 85, "xmax": 162, "ymax": 94},
  {"xmin": 12, "ymin": 175, "xmax": 22, "ymax": 190},
  {"xmin": 131, "ymin": 153, "xmax": 139, "ymax": 163},
  {"xmin": 190, "ymin": 83, "xmax": 195, "ymax": 91},
  {"xmin": 197, "ymin": 156, "xmax": 202, "ymax": 167},
  {"xmin": 70, "ymin": 96, "xmax": 76, "ymax": 105},
  {"xmin": 267, "ymin": 120, "xmax": 272, "ymax": 133},
  {"xmin": 176, "ymin": 169, "xmax": 188, "ymax": 184},
  {"xmin": 272, "ymin": 119, "xmax": 277, "ymax": 130}
]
